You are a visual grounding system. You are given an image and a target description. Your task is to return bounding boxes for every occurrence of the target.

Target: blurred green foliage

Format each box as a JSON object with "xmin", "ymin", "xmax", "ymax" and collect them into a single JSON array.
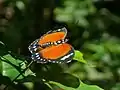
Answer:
[
  {"xmin": 54, "ymin": 0, "xmax": 96, "ymax": 27},
  {"xmin": 0, "ymin": 0, "xmax": 119, "ymax": 90},
  {"xmin": 0, "ymin": 41, "xmax": 102, "ymax": 90},
  {"xmin": 55, "ymin": 0, "xmax": 120, "ymax": 90}
]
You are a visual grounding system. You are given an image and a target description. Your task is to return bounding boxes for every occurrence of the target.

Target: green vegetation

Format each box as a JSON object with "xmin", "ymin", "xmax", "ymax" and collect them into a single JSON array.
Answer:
[{"xmin": 0, "ymin": 0, "xmax": 120, "ymax": 90}]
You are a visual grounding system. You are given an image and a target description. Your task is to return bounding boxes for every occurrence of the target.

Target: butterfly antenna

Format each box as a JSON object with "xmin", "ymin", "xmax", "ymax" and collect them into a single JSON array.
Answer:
[{"xmin": 4, "ymin": 60, "xmax": 34, "ymax": 90}]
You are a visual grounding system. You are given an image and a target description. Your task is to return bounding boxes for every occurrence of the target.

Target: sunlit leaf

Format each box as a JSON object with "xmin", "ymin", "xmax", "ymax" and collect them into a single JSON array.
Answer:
[
  {"xmin": 78, "ymin": 82, "xmax": 104, "ymax": 90},
  {"xmin": 0, "ymin": 54, "xmax": 34, "ymax": 80},
  {"xmin": 23, "ymin": 82, "xmax": 34, "ymax": 90},
  {"xmin": 0, "ymin": 41, "xmax": 5, "ymax": 46},
  {"xmin": 16, "ymin": 1, "xmax": 25, "ymax": 11},
  {"xmin": 73, "ymin": 50, "xmax": 87, "ymax": 64},
  {"xmin": 49, "ymin": 81, "xmax": 103, "ymax": 90}
]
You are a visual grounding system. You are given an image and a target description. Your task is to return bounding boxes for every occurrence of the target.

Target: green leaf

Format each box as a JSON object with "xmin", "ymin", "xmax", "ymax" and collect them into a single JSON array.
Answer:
[
  {"xmin": 0, "ymin": 41, "xmax": 5, "ymax": 46},
  {"xmin": 0, "ymin": 54, "xmax": 34, "ymax": 80},
  {"xmin": 49, "ymin": 81, "xmax": 75, "ymax": 90},
  {"xmin": 23, "ymin": 82, "xmax": 34, "ymax": 90},
  {"xmin": 50, "ymin": 73, "xmax": 80, "ymax": 88},
  {"xmin": 49, "ymin": 81, "xmax": 104, "ymax": 90},
  {"xmin": 79, "ymin": 82, "xmax": 104, "ymax": 90},
  {"xmin": 16, "ymin": 1, "xmax": 25, "ymax": 11},
  {"xmin": 73, "ymin": 50, "xmax": 87, "ymax": 64}
]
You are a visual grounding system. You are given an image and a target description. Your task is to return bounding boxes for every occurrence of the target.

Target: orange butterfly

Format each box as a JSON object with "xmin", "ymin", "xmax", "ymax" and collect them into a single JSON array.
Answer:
[{"xmin": 28, "ymin": 27, "xmax": 74, "ymax": 63}]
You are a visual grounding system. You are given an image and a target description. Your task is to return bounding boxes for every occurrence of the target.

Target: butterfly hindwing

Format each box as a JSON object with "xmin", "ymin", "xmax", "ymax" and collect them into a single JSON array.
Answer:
[
  {"xmin": 31, "ymin": 53, "xmax": 48, "ymax": 63},
  {"xmin": 31, "ymin": 43, "xmax": 74, "ymax": 63}
]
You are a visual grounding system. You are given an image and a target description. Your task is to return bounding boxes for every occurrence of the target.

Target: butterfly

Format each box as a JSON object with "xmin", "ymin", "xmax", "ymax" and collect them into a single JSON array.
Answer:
[{"xmin": 28, "ymin": 27, "xmax": 74, "ymax": 63}]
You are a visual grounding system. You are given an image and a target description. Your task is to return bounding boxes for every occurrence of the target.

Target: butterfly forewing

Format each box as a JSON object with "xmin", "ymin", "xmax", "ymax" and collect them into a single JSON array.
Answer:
[
  {"xmin": 38, "ymin": 27, "xmax": 67, "ymax": 47},
  {"xmin": 28, "ymin": 27, "xmax": 67, "ymax": 52}
]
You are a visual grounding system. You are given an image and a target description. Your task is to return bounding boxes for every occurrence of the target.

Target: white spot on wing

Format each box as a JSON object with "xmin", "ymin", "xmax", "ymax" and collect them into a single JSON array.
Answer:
[
  {"xmin": 54, "ymin": 42, "xmax": 58, "ymax": 45},
  {"xmin": 40, "ymin": 58, "xmax": 43, "ymax": 60},
  {"xmin": 34, "ymin": 48, "xmax": 37, "ymax": 51},
  {"xmin": 37, "ymin": 57, "xmax": 40, "ymax": 59},
  {"xmin": 51, "ymin": 61, "xmax": 55, "ymax": 63},
  {"xmin": 57, "ymin": 40, "xmax": 61, "ymax": 43},
  {"xmin": 35, "ymin": 53, "xmax": 39, "ymax": 55},
  {"xmin": 67, "ymin": 60, "xmax": 71, "ymax": 63},
  {"xmin": 57, "ymin": 29, "xmax": 61, "ymax": 31}
]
